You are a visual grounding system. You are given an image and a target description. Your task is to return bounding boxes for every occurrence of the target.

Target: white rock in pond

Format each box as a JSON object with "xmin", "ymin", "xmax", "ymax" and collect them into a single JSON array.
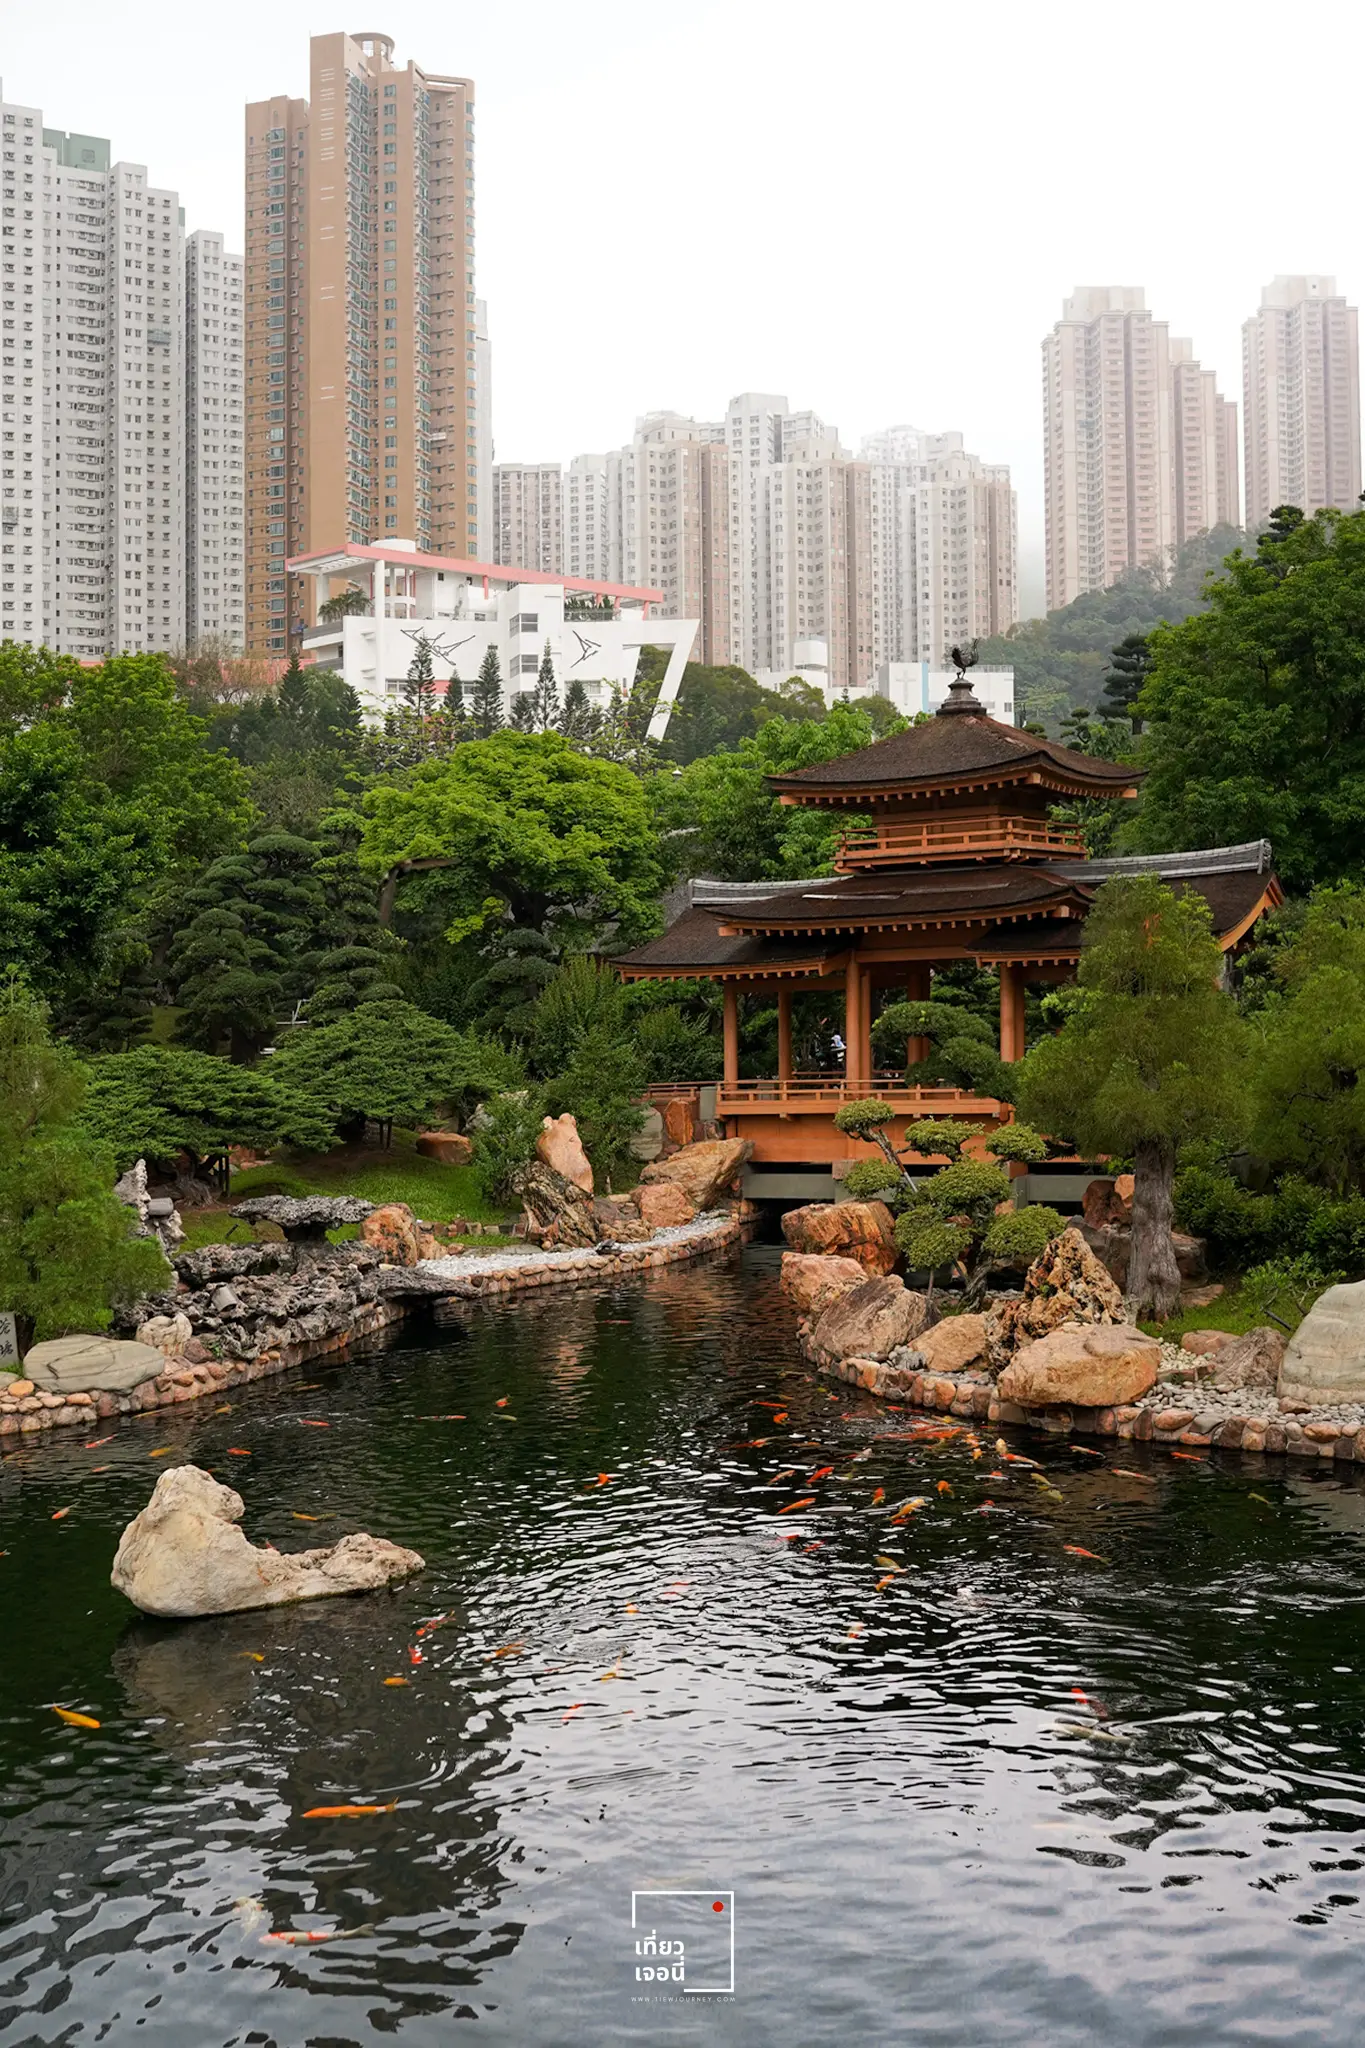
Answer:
[
  {"xmin": 111, "ymin": 1465, "xmax": 424, "ymax": 1618},
  {"xmin": 1279, "ymin": 1280, "xmax": 1365, "ymax": 1405}
]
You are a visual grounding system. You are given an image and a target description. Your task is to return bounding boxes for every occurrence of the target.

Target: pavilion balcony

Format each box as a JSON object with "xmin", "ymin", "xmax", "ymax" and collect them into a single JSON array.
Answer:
[
  {"xmin": 714, "ymin": 1075, "xmax": 1006, "ymax": 1120},
  {"xmin": 834, "ymin": 817, "xmax": 1087, "ymax": 870}
]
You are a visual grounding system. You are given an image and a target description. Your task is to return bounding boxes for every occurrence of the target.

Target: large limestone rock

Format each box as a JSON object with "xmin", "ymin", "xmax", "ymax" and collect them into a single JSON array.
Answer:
[
  {"xmin": 632, "ymin": 1181, "xmax": 695, "ymax": 1230},
  {"xmin": 629, "ymin": 1107, "xmax": 665, "ymax": 1162},
  {"xmin": 915, "ymin": 1313, "xmax": 989, "ymax": 1375},
  {"xmin": 1278, "ymin": 1282, "xmax": 1365, "ymax": 1404},
  {"xmin": 361, "ymin": 1203, "xmax": 441, "ymax": 1267},
  {"xmin": 780, "ymin": 1252, "xmax": 869, "ymax": 1318},
  {"xmin": 537, "ymin": 1113, "xmax": 594, "ymax": 1195},
  {"xmin": 806, "ymin": 1274, "xmax": 930, "ymax": 1367},
  {"xmin": 998, "ymin": 1321, "xmax": 1161, "ymax": 1408},
  {"xmin": 989, "ymin": 1227, "xmax": 1124, "ymax": 1359},
  {"xmin": 135, "ymin": 1312, "xmax": 194, "ymax": 1359},
  {"xmin": 25, "ymin": 1334, "xmax": 167, "ymax": 1395},
  {"xmin": 639, "ymin": 1137, "xmax": 751, "ymax": 1212},
  {"xmin": 1210, "ymin": 1326, "xmax": 1284, "ymax": 1392},
  {"xmin": 111, "ymin": 1465, "xmax": 424, "ymax": 1619},
  {"xmin": 780, "ymin": 1199, "xmax": 898, "ymax": 1276}
]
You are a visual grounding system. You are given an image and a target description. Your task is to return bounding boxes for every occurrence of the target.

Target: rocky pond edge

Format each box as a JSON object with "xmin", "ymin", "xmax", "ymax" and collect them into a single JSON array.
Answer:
[{"xmin": 0, "ymin": 1212, "xmax": 745, "ymax": 1444}]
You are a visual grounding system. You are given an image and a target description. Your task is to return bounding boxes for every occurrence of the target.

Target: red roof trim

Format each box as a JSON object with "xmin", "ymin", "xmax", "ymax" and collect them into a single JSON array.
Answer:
[{"xmin": 285, "ymin": 541, "xmax": 662, "ymax": 605}]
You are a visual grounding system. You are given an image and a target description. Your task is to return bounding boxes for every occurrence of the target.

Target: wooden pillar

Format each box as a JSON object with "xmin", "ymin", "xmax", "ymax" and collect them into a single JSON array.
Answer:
[
  {"xmin": 859, "ymin": 968, "xmax": 874, "ymax": 1090},
  {"xmin": 999, "ymin": 962, "xmax": 1027, "ymax": 1063},
  {"xmin": 905, "ymin": 962, "xmax": 931, "ymax": 1067},
  {"xmin": 777, "ymin": 987, "xmax": 793, "ymax": 1085},
  {"xmin": 722, "ymin": 982, "xmax": 740, "ymax": 1086},
  {"xmin": 843, "ymin": 956, "xmax": 862, "ymax": 1088}
]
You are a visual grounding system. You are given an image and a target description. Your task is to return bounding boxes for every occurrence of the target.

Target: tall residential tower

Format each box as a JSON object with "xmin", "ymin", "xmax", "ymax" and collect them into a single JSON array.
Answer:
[
  {"xmin": 1242, "ymin": 275, "xmax": 1360, "ymax": 531},
  {"xmin": 244, "ymin": 31, "xmax": 478, "ymax": 656},
  {"xmin": 185, "ymin": 229, "xmax": 244, "ymax": 649}
]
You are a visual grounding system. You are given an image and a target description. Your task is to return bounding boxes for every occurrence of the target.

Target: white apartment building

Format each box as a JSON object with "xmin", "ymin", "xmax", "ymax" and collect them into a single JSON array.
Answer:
[
  {"xmin": 185, "ymin": 230, "xmax": 244, "ymax": 649},
  {"xmin": 1043, "ymin": 287, "xmax": 1238, "ymax": 610},
  {"xmin": 1170, "ymin": 338, "xmax": 1240, "ymax": 541},
  {"xmin": 861, "ymin": 426, "xmax": 1017, "ymax": 670},
  {"xmin": 1, "ymin": 90, "xmax": 197, "ymax": 658},
  {"xmin": 564, "ymin": 451, "xmax": 616, "ymax": 583},
  {"xmin": 290, "ymin": 538, "xmax": 696, "ymax": 738},
  {"xmin": 1242, "ymin": 275, "xmax": 1361, "ymax": 531},
  {"xmin": 492, "ymin": 461, "xmax": 562, "ymax": 572}
]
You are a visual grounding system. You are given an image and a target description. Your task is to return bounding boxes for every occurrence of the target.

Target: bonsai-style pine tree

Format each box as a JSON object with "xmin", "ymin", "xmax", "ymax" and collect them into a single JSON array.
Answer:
[
  {"xmin": 833, "ymin": 1099, "xmax": 1060, "ymax": 1310},
  {"xmin": 470, "ymin": 645, "xmax": 505, "ymax": 737},
  {"xmin": 1015, "ymin": 874, "xmax": 1248, "ymax": 1319},
  {"xmin": 871, "ymin": 998, "xmax": 1012, "ymax": 1101},
  {"xmin": 1101, "ymin": 633, "xmax": 1153, "ymax": 732}
]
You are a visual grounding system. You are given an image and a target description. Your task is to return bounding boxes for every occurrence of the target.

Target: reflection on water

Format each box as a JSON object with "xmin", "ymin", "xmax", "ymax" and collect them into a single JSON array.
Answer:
[{"xmin": 3, "ymin": 1247, "xmax": 1365, "ymax": 2044}]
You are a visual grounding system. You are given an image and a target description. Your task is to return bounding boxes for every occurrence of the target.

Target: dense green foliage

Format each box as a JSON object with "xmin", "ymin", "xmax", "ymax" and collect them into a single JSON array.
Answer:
[
  {"xmin": 266, "ymin": 1001, "xmax": 520, "ymax": 1139},
  {"xmin": 80, "ymin": 1045, "xmax": 337, "ymax": 1173},
  {"xmin": 977, "ymin": 527, "xmax": 1243, "ymax": 729},
  {"xmin": 1130, "ymin": 509, "xmax": 1365, "ymax": 889},
  {"xmin": 0, "ymin": 982, "xmax": 169, "ymax": 1342},
  {"xmin": 361, "ymin": 730, "xmax": 668, "ymax": 948},
  {"xmin": 654, "ymin": 703, "xmax": 907, "ymax": 880}
]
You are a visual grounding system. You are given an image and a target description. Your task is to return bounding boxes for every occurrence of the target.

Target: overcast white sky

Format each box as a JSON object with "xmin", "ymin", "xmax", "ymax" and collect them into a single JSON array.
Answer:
[{"xmin": 6, "ymin": 0, "xmax": 1361, "ymax": 614}]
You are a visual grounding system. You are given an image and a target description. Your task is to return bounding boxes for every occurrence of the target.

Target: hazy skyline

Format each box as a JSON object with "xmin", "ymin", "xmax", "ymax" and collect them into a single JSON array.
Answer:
[{"xmin": 8, "ymin": 0, "xmax": 1361, "ymax": 617}]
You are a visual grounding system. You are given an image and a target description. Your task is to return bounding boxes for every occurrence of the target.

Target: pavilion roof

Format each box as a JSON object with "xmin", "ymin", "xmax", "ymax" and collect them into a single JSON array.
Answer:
[{"xmin": 767, "ymin": 711, "xmax": 1140, "ymax": 803}]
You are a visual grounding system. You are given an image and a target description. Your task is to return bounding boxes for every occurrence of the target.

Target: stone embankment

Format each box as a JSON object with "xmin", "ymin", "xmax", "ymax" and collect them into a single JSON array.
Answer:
[
  {"xmin": 1, "ymin": 1161, "xmax": 750, "ymax": 1444},
  {"xmin": 785, "ymin": 1225, "xmax": 1365, "ymax": 1466}
]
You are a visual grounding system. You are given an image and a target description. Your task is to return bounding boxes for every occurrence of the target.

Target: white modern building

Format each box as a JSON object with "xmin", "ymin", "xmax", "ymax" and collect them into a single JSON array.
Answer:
[
  {"xmin": 492, "ymin": 461, "xmax": 562, "ymax": 572},
  {"xmin": 289, "ymin": 538, "xmax": 697, "ymax": 739},
  {"xmin": 185, "ymin": 229, "xmax": 244, "ymax": 650}
]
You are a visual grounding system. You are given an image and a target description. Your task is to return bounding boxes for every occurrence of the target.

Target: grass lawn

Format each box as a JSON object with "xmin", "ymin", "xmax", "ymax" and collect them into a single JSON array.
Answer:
[{"xmin": 1143, "ymin": 1280, "xmax": 1297, "ymax": 1345}]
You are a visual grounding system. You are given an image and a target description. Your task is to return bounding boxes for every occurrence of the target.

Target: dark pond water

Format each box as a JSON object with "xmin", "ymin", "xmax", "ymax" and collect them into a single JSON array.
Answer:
[{"xmin": 4, "ymin": 1246, "xmax": 1365, "ymax": 2045}]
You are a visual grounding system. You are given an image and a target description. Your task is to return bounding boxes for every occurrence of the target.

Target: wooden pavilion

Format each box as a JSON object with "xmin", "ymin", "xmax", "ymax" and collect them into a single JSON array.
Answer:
[{"xmin": 616, "ymin": 671, "xmax": 1281, "ymax": 1176}]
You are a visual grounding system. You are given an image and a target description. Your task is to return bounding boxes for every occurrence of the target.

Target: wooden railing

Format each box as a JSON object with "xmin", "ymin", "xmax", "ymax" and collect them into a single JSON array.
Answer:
[
  {"xmin": 835, "ymin": 817, "xmax": 1086, "ymax": 868},
  {"xmin": 715, "ymin": 1076, "xmax": 1005, "ymax": 1118}
]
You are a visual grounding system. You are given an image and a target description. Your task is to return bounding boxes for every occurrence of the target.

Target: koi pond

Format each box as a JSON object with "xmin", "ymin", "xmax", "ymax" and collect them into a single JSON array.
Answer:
[{"xmin": 3, "ymin": 1245, "xmax": 1365, "ymax": 2044}]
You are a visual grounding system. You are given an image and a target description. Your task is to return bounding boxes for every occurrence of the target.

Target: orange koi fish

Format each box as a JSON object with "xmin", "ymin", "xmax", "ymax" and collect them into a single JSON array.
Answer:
[
  {"xmin": 302, "ymin": 1803, "xmax": 397, "ymax": 1818},
  {"xmin": 778, "ymin": 1497, "xmax": 816, "ymax": 1514}
]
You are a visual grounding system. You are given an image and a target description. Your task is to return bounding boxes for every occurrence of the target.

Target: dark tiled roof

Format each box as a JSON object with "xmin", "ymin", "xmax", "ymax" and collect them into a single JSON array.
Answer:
[
  {"xmin": 715, "ymin": 865, "xmax": 1087, "ymax": 930},
  {"xmin": 615, "ymin": 907, "xmax": 841, "ymax": 976},
  {"xmin": 767, "ymin": 713, "xmax": 1139, "ymax": 795}
]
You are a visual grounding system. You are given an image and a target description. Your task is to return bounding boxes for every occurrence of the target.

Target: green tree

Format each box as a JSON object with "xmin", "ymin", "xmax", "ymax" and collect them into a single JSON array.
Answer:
[
  {"xmin": 79, "ymin": 1044, "xmax": 336, "ymax": 1176},
  {"xmin": 871, "ymin": 997, "xmax": 1013, "ymax": 1101},
  {"xmin": 530, "ymin": 643, "xmax": 560, "ymax": 731},
  {"xmin": 402, "ymin": 633, "xmax": 438, "ymax": 720},
  {"xmin": 1248, "ymin": 883, "xmax": 1365, "ymax": 1196},
  {"xmin": 543, "ymin": 1027, "xmax": 647, "ymax": 1186},
  {"xmin": 558, "ymin": 674, "xmax": 598, "ymax": 746},
  {"xmin": 1129, "ymin": 508, "xmax": 1365, "ymax": 888},
  {"xmin": 0, "ymin": 647, "xmax": 251, "ymax": 1018},
  {"xmin": 318, "ymin": 583, "xmax": 370, "ymax": 622},
  {"xmin": 1014, "ymin": 875, "xmax": 1249, "ymax": 1318},
  {"xmin": 362, "ymin": 729, "xmax": 668, "ymax": 949},
  {"xmin": 1101, "ymin": 633, "xmax": 1153, "ymax": 731},
  {"xmin": 471, "ymin": 1089, "xmax": 546, "ymax": 1207},
  {"xmin": 165, "ymin": 830, "xmax": 331, "ymax": 1058},
  {"xmin": 654, "ymin": 703, "xmax": 906, "ymax": 882},
  {"xmin": 0, "ymin": 979, "xmax": 169, "ymax": 1349},
  {"xmin": 470, "ymin": 645, "xmax": 504, "ymax": 737},
  {"xmin": 266, "ymin": 998, "xmax": 506, "ymax": 1140}
]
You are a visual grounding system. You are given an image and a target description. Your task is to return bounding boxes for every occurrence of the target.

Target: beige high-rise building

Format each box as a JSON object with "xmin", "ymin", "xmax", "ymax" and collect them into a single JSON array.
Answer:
[
  {"xmin": 244, "ymin": 31, "xmax": 476, "ymax": 656},
  {"xmin": 1242, "ymin": 275, "xmax": 1361, "ymax": 532},
  {"xmin": 1043, "ymin": 287, "xmax": 1173, "ymax": 611},
  {"xmin": 492, "ymin": 462, "xmax": 562, "ymax": 572},
  {"xmin": 1043, "ymin": 287, "xmax": 1239, "ymax": 610},
  {"xmin": 766, "ymin": 438, "xmax": 872, "ymax": 697},
  {"xmin": 624, "ymin": 415, "xmax": 732, "ymax": 667},
  {"xmin": 1170, "ymin": 338, "xmax": 1240, "ymax": 542},
  {"xmin": 186, "ymin": 230, "xmax": 245, "ymax": 650}
]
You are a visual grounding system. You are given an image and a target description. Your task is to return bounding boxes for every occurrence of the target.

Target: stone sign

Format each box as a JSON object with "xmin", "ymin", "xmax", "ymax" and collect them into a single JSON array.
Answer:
[{"xmin": 0, "ymin": 1314, "xmax": 19, "ymax": 1369}]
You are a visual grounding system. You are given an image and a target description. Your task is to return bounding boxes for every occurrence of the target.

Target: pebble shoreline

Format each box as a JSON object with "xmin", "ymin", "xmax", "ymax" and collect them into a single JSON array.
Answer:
[
  {"xmin": 0, "ymin": 1213, "xmax": 743, "ymax": 1444},
  {"xmin": 819, "ymin": 1344, "xmax": 1365, "ymax": 1462}
]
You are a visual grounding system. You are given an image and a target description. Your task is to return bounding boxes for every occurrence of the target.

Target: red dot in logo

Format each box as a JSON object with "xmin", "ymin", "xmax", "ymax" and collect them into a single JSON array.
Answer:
[{"xmin": 712, "ymin": 1900, "xmax": 725, "ymax": 1913}]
